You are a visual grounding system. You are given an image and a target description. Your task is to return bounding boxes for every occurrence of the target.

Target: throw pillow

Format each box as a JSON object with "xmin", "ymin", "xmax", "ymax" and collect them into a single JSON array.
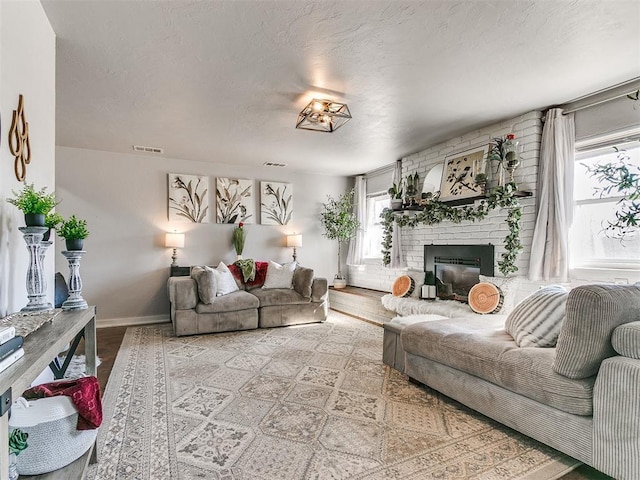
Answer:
[
  {"xmin": 262, "ymin": 261, "xmax": 296, "ymax": 289},
  {"xmin": 405, "ymin": 269, "xmax": 425, "ymax": 298},
  {"xmin": 292, "ymin": 266, "xmax": 314, "ymax": 299},
  {"xmin": 505, "ymin": 285, "xmax": 569, "ymax": 348},
  {"xmin": 479, "ymin": 275, "xmax": 520, "ymax": 314},
  {"xmin": 213, "ymin": 262, "xmax": 239, "ymax": 296},
  {"xmin": 190, "ymin": 266, "xmax": 217, "ymax": 304}
]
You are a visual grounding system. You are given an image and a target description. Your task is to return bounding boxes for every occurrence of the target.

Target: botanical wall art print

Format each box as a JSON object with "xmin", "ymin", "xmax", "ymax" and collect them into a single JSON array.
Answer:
[
  {"xmin": 168, "ymin": 173, "xmax": 210, "ymax": 223},
  {"xmin": 439, "ymin": 145, "xmax": 489, "ymax": 202},
  {"xmin": 216, "ymin": 178, "xmax": 254, "ymax": 224},
  {"xmin": 260, "ymin": 181, "xmax": 293, "ymax": 225}
]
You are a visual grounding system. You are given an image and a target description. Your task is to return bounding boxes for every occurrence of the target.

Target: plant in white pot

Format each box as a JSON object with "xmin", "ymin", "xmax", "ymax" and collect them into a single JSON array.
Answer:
[
  {"xmin": 320, "ymin": 189, "xmax": 359, "ymax": 288},
  {"xmin": 388, "ymin": 183, "xmax": 403, "ymax": 210}
]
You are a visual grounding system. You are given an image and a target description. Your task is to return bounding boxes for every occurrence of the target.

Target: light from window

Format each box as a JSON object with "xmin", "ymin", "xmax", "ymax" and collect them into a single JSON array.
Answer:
[
  {"xmin": 363, "ymin": 194, "xmax": 390, "ymax": 258},
  {"xmin": 570, "ymin": 139, "xmax": 640, "ymax": 268}
]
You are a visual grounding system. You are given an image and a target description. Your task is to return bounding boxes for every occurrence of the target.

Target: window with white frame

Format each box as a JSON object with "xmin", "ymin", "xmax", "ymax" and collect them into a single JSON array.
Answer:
[
  {"xmin": 363, "ymin": 193, "xmax": 390, "ymax": 258},
  {"xmin": 569, "ymin": 136, "xmax": 640, "ymax": 270}
]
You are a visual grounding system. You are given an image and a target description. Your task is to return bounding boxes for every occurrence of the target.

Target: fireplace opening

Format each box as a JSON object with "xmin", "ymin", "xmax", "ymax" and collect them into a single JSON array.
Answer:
[{"xmin": 424, "ymin": 244, "xmax": 494, "ymax": 302}]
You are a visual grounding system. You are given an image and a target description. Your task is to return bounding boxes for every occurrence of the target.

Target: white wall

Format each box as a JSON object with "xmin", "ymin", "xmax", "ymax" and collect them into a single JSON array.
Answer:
[
  {"xmin": 55, "ymin": 147, "xmax": 350, "ymax": 324},
  {"xmin": 0, "ymin": 1, "xmax": 56, "ymax": 316},
  {"xmin": 349, "ymin": 111, "xmax": 542, "ymax": 292}
]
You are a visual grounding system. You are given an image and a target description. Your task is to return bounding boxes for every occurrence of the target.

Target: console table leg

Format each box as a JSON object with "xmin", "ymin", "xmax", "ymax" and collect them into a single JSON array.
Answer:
[{"xmin": 0, "ymin": 412, "xmax": 8, "ymax": 480}]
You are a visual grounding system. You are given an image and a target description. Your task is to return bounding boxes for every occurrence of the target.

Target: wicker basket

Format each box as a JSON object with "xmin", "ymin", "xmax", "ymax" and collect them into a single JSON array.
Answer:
[{"xmin": 9, "ymin": 396, "xmax": 97, "ymax": 475}]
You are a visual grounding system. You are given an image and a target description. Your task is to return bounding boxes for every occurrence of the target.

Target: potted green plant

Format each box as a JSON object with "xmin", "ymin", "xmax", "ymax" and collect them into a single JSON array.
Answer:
[
  {"xmin": 584, "ymin": 147, "xmax": 640, "ymax": 238},
  {"xmin": 404, "ymin": 172, "xmax": 420, "ymax": 206},
  {"xmin": 320, "ymin": 189, "xmax": 360, "ymax": 288},
  {"xmin": 388, "ymin": 183, "xmax": 404, "ymax": 210},
  {"xmin": 6, "ymin": 183, "xmax": 57, "ymax": 226},
  {"xmin": 43, "ymin": 212, "xmax": 64, "ymax": 241},
  {"xmin": 58, "ymin": 215, "xmax": 89, "ymax": 251},
  {"xmin": 232, "ymin": 222, "xmax": 246, "ymax": 259}
]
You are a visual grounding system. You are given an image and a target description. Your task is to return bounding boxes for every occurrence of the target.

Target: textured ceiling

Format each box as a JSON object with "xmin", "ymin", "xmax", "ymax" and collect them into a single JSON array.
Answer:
[{"xmin": 41, "ymin": 0, "xmax": 640, "ymax": 176}]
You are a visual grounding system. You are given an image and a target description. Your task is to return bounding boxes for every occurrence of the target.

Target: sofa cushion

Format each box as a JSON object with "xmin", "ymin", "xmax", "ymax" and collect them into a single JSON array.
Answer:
[
  {"xmin": 505, "ymin": 285, "xmax": 568, "ymax": 347},
  {"xmin": 401, "ymin": 316, "xmax": 595, "ymax": 415},
  {"xmin": 553, "ymin": 284, "xmax": 640, "ymax": 379},
  {"xmin": 213, "ymin": 262, "xmax": 239, "ymax": 296},
  {"xmin": 292, "ymin": 266, "xmax": 314, "ymax": 299},
  {"xmin": 262, "ymin": 261, "xmax": 296, "ymax": 289},
  {"xmin": 612, "ymin": 321, "xmax": 640, "ymax": 359},
  {"xmin": 190, "ymin": 266, "xmax": 217, "ymax": 304},
  {"xmin": 195, "ymin": 290, "xmax": 259, "ymax": 314},
  {"xmin": 251, "ymin": 288, "xmax": 309, "ymax": 307}
]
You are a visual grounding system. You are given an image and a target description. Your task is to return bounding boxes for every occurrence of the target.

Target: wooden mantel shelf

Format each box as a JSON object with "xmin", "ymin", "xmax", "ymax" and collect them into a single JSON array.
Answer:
[{"xmin": 393, "ymin": 190, "xmax": 533, "ymax": 210}]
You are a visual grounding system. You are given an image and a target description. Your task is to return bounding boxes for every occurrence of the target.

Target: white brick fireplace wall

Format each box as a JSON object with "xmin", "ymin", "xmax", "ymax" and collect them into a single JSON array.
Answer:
[{"xmin": 348, "ymin": 110, "xmax": 543, "ymax": 292}]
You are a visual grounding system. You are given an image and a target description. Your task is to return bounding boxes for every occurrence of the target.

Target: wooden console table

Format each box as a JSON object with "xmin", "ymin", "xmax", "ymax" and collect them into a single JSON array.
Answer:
[{"xmin": 0, "ymin": 307, "xmax": 97, "ymax": 480}]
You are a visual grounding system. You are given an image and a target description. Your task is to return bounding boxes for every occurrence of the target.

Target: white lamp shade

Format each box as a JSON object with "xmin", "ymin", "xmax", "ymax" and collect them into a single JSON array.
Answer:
[
  {"xmin": 286, "ymin": 234, "xmax": 302, "ymax": 248},
  {"xmin": 165, "ymin": 232, "xmax": 185, "ymax": 249}
]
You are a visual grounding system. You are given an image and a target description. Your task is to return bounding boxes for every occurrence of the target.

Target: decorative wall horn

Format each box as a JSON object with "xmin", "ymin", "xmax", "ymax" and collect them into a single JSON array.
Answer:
[{"xmin": 9, "ymin": 94, "xmax": 31, "ymax": 182}]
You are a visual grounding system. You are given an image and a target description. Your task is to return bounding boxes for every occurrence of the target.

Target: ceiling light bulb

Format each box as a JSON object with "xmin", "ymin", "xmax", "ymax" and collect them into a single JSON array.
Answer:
[{"xmin": 312, "ymin": 101, "xmax": 323, "ymax": 112}]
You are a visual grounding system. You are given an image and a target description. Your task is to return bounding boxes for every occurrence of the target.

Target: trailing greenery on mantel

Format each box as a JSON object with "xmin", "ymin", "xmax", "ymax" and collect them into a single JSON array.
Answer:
[{"xmin": 381, "ymin": 183, "xmax": 523, "ymax": 275}]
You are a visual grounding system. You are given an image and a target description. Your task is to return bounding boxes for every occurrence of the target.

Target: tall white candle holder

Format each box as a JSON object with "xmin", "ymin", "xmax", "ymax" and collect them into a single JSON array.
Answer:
[
  {"xmin": 61, "ymin": 250, "xmax": 88, "ymax": 310},
  {"xmin": 19, "ymin": 227, "xmax": 53, "ymax": 312}
]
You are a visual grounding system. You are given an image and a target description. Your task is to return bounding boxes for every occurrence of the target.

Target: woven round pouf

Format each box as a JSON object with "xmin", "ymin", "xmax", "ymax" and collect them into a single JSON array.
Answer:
[
  {"xmin": 468, "ymin": 282, "xmax": 504, "ymax": 314},
  {"xmin": 392, "ymin": 275, "xmax": 415, "ymax": 297}
]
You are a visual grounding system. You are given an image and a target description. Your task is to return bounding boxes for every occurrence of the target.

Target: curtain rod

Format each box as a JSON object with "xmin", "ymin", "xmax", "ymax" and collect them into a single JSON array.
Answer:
[{"xmin": 562, "ymin": 78, "xmax": 640, "ymax": 115}]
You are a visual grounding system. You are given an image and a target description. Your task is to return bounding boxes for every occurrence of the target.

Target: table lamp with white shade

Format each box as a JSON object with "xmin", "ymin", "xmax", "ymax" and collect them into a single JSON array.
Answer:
[
  {"xmin": 286, "ymin": 233, "xmax": 302, "ymax": 262},
  {"xmin": 165, "ymin": 232, "xmax": 185, "ymax": 266}
]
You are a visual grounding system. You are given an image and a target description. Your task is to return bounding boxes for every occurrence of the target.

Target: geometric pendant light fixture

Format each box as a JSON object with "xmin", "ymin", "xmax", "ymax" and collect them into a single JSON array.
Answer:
[{"xmin": 295, "ymin": 98, "xmax": 352, "ymax": 132}]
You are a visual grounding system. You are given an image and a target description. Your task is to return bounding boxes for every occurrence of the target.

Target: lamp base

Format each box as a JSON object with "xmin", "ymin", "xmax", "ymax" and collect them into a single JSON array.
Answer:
[{"xmin": 171, "ymin": 248, "xmax": 178, "ymax": 267}]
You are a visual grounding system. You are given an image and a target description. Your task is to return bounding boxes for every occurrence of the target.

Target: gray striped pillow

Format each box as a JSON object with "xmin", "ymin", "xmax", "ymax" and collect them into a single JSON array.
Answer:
[{"xmin": 505, "ymin": 285, "xmax": 569, "ymax": 347}]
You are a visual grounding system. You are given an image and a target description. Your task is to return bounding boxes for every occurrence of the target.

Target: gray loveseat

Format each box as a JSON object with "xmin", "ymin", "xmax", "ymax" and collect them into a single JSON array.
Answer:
[
  {"xmin": 167, "ymin": 263, "xmax": 328, "ymax": 336},
  {"xmin": 387, "ymin": 284, "xmax": 640, "ymax": 480}
]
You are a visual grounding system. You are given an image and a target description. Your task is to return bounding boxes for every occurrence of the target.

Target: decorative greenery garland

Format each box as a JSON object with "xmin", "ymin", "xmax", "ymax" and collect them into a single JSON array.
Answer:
[{"xmin": 381, "ymin": 183, "xmax": 523, "ymax": 275}]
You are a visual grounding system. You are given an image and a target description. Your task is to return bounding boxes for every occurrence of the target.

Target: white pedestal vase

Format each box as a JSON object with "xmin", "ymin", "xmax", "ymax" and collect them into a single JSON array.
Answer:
[
  {"xmin": 19, "ymin": 227, "xmax": 53, "ymax": 312},
  {"xmin": 61, "ymin": 250, "xmax": 88, "ymax": 310}
]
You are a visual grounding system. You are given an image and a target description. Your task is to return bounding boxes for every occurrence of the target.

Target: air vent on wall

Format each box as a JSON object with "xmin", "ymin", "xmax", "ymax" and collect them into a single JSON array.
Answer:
[
  {"xmin": 133, "ymin": 145, "xmax": 164, "ymax": 154},
  {"xmin": 263, "ymin": 162, "xmax": 287, "ymax": 167}
]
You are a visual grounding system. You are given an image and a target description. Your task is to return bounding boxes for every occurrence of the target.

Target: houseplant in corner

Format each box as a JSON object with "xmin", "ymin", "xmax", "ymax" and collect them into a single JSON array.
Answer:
[
  {"xmin": 6, "ymin": 183, "xmax": 57, "ymax": 226},
  {"xmin": 58, "ymin": 215, "xmax": 89, "ymax": 251},
  {"xmin": 320, "ymin": 189, "xmax": 359, "ymax": 288}
]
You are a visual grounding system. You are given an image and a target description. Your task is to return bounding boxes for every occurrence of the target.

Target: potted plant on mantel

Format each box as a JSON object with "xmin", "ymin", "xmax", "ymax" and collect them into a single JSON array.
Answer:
[
  {"xmin": 320, "ymin": 189, "xmax": 360, "ymax": 289},
  {"xmin": 6, "ymin": 183, "xmax": 58, "ymax": 227},
  {"xmin": 388, "ymin": 183, "xmax": 404, "ymax": 210},
  {"xmin": 58, "ymin": 215, "xmax": 89, "ymax": 251}
]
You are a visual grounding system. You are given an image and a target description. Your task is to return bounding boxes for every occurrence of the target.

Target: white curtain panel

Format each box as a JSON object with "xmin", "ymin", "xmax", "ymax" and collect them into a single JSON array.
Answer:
[
  {"xmin": 389, "ymin": 160, "xmax": 406, "ymax": 268},
  {"xmin": 528, "ymin": 109, "xmax": 575, "ymax": 281},
  {"xmin": 347, "ymin": 176, "xmax": 366, "ymax": 266}
]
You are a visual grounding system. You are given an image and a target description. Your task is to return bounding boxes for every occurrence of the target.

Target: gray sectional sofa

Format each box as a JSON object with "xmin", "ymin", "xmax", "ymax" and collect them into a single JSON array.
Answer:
[
  {"xmin": 385, "ymin": 284, "xmax": 640, "ymax": 480},
  {"xmin": 167, "ymin": 263, "xmax": 328, "ymax": 336}
]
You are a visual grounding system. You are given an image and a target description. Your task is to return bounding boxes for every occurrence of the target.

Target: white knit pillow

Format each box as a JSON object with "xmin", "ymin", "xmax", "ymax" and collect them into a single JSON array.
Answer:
[
  {"xmin": 505, "ymin": 285, "xmax": 569, "ymax": 348},
  {"xmin": 262, "ymin": 261, "xmax": 296, "ymax": 289},
  {"xmin": 213, "ymin": 262, "xmax": 239, "ymax": 296}
]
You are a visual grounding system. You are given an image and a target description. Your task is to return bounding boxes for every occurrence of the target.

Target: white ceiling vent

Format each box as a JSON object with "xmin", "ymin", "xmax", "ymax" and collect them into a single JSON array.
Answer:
[
  {"xmin": 133, "ymin": 145, "xmax": 164, "ymax": 154},
  {"xmin": 263, "ymin": 161, "xmax": 287, "ymax": 167}
]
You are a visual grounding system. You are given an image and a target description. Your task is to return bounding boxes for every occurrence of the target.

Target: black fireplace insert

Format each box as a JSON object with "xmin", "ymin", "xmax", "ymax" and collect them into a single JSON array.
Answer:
[{"xmin": 424, "ymin": 244, "xmax": 494, "ymax": 302}]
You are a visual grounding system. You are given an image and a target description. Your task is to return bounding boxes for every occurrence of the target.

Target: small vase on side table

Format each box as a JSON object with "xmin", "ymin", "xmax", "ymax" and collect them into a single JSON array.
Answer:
[{"xmin": 61, "ymin": 250, "xmax": 88, "ymax": 310}]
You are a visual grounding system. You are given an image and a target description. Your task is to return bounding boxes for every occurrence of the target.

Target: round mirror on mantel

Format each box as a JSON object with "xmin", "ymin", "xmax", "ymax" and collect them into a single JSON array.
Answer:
[{"xmin": 422, "ymin": 163, "xmax": 443, "ymax": 197}]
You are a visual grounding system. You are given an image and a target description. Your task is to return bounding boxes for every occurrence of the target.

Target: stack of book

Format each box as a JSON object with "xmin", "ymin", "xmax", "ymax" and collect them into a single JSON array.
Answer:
[{"xmin": 0, "ymin": 326, "xmax": 24, "ymax": 373}]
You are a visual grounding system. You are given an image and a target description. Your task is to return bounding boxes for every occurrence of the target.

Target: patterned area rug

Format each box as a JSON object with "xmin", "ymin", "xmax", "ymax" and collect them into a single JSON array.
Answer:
[{"xmin": 89, "ymin": 312, "xmax": 580, "ymax": 480}]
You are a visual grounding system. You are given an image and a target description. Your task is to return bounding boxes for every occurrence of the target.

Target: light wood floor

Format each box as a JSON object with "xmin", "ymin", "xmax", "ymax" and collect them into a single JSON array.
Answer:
[{"xmin": 89, "ymin": 321, "xmax": 610, "ymax": 479}]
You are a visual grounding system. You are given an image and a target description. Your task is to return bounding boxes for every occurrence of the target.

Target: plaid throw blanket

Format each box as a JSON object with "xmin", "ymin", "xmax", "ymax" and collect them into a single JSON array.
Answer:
[{"xmin": 234, "ymin": 259, "xmax": 256, "ymax": 282}]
